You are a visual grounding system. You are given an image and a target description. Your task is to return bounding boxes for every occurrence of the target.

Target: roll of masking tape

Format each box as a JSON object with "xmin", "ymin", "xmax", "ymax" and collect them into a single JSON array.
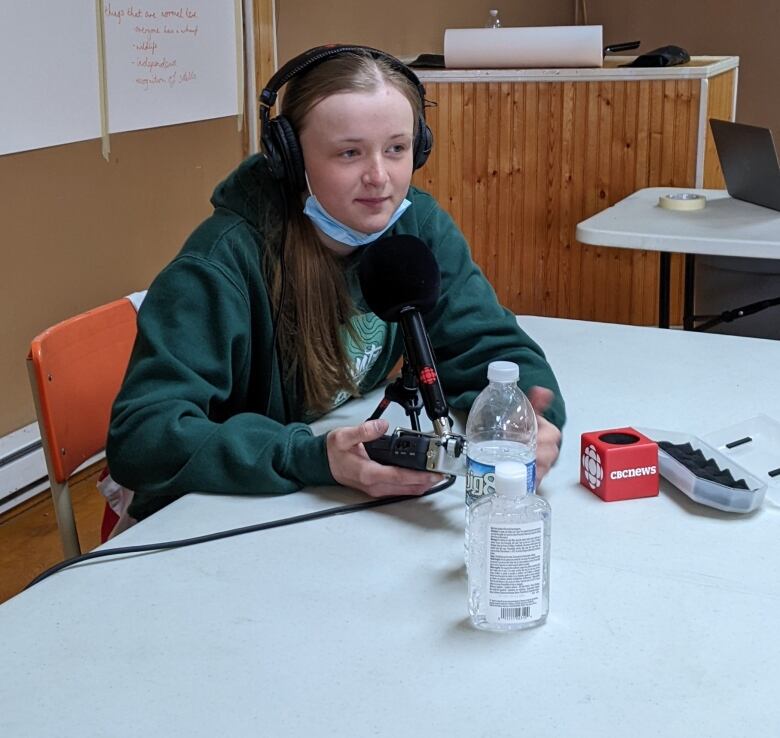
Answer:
[{"xmin": 658, "ymin": 192, "xmax": 707, "ymax": 211}]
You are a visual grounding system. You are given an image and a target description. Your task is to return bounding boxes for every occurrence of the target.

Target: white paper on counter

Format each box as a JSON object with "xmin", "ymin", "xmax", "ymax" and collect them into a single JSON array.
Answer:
[{"xmin": 444, "ymin": 26, "xmax": 603, "ymax": 69}]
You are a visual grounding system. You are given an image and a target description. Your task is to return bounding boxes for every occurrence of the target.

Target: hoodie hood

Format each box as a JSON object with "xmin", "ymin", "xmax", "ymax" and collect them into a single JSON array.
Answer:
[{"xmin": 210, "ymin": 153, "xmax": 283, "ymax": 230}]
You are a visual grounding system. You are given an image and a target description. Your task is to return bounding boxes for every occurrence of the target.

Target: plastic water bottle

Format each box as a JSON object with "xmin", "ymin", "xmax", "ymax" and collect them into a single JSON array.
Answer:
[
  {"xmin": 468, "ymin": 461, "xmax": 551, "ymax": 631},
  {"xmin": 485, "ymin": 9, "xmax": 501, "ymax": 28},
  {"xmin": 465, "ymin": 361, "xmax": 537, "ymax": 504},
  {"xmin": 464, "ymin": 361, "xmax": 537, "ymax": 564}
]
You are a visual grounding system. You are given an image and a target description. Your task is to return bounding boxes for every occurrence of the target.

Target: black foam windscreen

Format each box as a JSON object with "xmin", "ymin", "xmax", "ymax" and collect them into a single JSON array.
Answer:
[{"xmin": 358, "ymin": 236, "xmax": 441, "ymax": 322}]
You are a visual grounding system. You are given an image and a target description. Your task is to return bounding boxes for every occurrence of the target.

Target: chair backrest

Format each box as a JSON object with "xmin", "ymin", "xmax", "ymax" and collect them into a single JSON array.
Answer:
[{"xmin": 27, "ymin": 298, "xmax": 138, "ymax": 483}]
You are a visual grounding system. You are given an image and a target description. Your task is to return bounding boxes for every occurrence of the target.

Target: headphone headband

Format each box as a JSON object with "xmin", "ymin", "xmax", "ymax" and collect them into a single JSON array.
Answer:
[
  {"xmin": 259, "ymin": 44, "xmax": 433, "ymax": 191},
  {"xmin": 259, "ymin": 44, "xmax": 427, "ymax": 109}
]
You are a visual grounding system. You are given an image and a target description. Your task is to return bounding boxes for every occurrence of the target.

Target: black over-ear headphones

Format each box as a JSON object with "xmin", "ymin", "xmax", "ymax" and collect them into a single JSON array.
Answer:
[{"xmin": 259, "ymin": 45, "xmax": 433, "ymax": 192}]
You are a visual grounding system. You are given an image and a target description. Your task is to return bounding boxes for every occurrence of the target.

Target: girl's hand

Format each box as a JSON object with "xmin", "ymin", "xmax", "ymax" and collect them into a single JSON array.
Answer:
[
  {"xmin": 528, "ymin": 387, "xmax": 562, "ymax": 487},
  {"xmin": 326, "ymin": 419, "xmax": 444, "ymax": 497}
]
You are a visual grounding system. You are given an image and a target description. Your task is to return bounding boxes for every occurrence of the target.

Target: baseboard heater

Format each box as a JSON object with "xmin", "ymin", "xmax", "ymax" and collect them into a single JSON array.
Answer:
[
  {"xmin": 0, "ymin": 422, "xmax": 108, "ymax": 516},
  {"xmin": 0, "ymin": 423, "xmax": 49, "ymax": 515}
]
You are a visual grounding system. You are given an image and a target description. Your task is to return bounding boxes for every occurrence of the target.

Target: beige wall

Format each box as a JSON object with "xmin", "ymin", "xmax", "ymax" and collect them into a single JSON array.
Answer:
[
  {"xmin": 276, "ymin": 1, "xmax": 574, "ymax": 61},
  {"xmin": 588, "ymin": 0, "xmax": 780, "ymax": 134},
  {"xmin": 0, "ymin": 120, "xmax": 243, "ymax": 436}
]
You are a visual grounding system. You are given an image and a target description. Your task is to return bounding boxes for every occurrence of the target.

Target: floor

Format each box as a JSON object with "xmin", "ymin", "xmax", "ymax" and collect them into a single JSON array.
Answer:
[{"xmin": 0, "ymin": 463, "xmax": 105, "ymax": 604}]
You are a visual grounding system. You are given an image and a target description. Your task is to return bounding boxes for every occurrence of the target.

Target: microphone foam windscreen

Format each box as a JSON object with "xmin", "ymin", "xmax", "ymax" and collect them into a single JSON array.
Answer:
[{"xmin": 358, "ymin": 235, "xmax": 441, "ymax": 322}]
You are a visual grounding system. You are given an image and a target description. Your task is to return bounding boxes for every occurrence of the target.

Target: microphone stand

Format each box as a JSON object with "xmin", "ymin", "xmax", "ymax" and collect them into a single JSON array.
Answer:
[
  {"xmin": 366, "ymin": 355, "xmax": 423, "ymax": 431},
  {"xmin": 363, "ymin": 355, "xmax": 466, "ymax": 477}
]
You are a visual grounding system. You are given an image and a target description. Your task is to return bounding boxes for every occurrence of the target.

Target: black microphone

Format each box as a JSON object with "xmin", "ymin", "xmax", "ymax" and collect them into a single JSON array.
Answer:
[{"xmin": 358, "ymin": 235, "xmax": 450, "ymax": 431}]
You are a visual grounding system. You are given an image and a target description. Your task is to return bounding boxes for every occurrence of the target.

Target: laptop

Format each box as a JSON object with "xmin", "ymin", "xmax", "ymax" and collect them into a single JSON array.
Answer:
[{"xmin": 710, "ymin": 119, "xmax": 780, "ymax": 211}]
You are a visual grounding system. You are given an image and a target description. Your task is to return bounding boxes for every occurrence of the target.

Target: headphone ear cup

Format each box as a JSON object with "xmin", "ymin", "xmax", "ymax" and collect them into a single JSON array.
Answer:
[
  {"xmin": 413, "ymin": 120, "xmax": 433, "ymax": 171},
  {"xmin": 261, "ymin": 117, "xmax": 286, "ymax": 182},
  {"xmin": 262, "ymin": 116, "xmax": 306, "ymax": 190},
  {"xmin": 275, "ymin": 116, "xmax": 306, "ymax": 191}
]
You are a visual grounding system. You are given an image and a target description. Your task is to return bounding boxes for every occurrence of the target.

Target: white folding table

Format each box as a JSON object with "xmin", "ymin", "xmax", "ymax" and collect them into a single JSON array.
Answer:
[
  {"xmin": 576, "ymin": 187, "xmax": 780, "ymax": 328},
  {"xmin": 1, "ymin": 317, "xmax": 779, "ymax": 738}
]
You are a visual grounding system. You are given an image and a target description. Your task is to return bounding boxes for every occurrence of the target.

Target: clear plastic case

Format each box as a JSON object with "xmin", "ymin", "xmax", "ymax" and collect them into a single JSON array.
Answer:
[{"xmin": 639, "ymin": 417, "xmax": 779, "ymax": 513}]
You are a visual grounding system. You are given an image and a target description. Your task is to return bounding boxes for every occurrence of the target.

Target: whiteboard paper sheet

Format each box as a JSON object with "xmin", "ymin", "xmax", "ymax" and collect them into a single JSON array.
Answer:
[
  {"xmin": 0, "ymin": 2, "xmax": 101, "ymax": 155},
  {"xmin": 103, "ymin": 1, "xmax": 240, "ymax": 134}
]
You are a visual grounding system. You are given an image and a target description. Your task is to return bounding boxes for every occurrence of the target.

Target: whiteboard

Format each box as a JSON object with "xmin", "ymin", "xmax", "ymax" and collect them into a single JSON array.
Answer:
[
  {"xmin": 0, "ymin": 2, "xmax": 102, "ymax": 156},
  {"xmin": 0, "ymin": 1, "xmax": 240, "ymax": 156},
  {"xmin": 103, "ymin": 1, "xmax": 240, "ymax": 133}
]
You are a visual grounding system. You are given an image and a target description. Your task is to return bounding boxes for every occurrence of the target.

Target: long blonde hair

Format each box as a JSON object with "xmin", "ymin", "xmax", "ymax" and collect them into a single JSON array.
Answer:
[{"xmin": 264, "ymin": 51, "xmax": 423, "ymax": 415}]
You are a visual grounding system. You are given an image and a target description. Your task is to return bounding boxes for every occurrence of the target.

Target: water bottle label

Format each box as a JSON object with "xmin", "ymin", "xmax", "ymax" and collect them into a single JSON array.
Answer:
[
  {"xmin": 465, "ymin": 457, "xmax": 536, "ymax": 506},
  {"xmin": 465, "ymin": 458, "xmax": 496, "ymax": 506},
  {"xmin": 486, "ymin": 521, "xmax": 545, "ymax": 625}
]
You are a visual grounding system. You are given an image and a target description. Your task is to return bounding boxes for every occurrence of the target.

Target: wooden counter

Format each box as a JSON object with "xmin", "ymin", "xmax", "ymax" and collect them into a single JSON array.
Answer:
[{"xmin": 411, "ymin": 57, "xmax": 738, "ymax": 325}]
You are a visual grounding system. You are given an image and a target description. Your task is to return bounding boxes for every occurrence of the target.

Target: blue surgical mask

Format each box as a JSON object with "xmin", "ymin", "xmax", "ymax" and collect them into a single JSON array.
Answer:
[{"xmin": 303, "ymin": 175, "xmax": 411, "ymax": 249}]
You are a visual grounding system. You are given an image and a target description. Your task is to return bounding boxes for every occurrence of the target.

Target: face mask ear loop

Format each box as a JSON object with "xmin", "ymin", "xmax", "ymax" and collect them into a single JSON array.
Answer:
[{"xmin": 303, "ymin": 170, "xmax": 314, "ymax": 198}]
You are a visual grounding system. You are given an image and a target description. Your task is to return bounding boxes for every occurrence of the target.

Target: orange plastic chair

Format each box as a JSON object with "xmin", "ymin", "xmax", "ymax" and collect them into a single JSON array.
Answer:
[{"xmin": 27, "ymin": 298, "xmax": 138, "ymax": 559}]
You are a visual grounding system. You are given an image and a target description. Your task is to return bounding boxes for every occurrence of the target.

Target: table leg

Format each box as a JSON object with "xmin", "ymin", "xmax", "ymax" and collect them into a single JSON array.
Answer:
[
  {"xmin": 658, "ymin": 252, "xmax": 671, "ymax": 328},
  {"xmin": 683, "ymin": 253, "xmax": 696, "ymax": 331}
]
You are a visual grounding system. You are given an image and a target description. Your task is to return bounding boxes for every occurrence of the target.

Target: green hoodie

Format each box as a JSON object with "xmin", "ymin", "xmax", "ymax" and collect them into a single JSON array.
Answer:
[{"xmin": 107, "ymin": 155, "xmax": 565, "ymax": 520}]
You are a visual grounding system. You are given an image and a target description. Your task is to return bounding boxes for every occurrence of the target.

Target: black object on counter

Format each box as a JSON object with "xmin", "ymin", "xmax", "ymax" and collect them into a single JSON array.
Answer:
[
  {"xmin": 621, "ymin": 45, "xmax": 690, "ymax": 68},
  {"xmin": 603, "ymin": 40, "xmax": 641, "ymax": 56},
  {"xmin": 407, "ymin": 53, "xmax": 445, "ymax": 69},
  {"xmin": 658, "ymin": 441, "xmax": 750, "ymax": 490}
]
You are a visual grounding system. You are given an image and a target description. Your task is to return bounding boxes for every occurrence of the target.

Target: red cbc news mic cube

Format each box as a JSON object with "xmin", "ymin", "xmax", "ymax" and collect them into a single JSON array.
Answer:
[{"xmin": 580, "ymin": 427, "xmax": 659, "ymax": 502}]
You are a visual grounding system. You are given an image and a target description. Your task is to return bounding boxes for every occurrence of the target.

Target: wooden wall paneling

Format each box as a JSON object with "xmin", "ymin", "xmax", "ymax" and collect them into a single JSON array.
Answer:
[
  {"xmin": 648, "ymin": 81, "xmax": 667, "ymax": 323},
  {"xmin": 621, "ymin": 82, "xmax": 642, "ymax": 323},
  {"xmin": 593, "ymin": 81, "xmax": 613, "ymax": 320},
  {"xmin": 631, "ymin": 82, "xmax": 652, "ymax": 324},
  {"xmin": 416, "ymin": 72, "xmax": 714, "ymax": 326},
  {"xmin": 660, "ymin": 80, "xmax": 677, "ymax": 185},
  {"xmin": 485, "ymin": 83, "xmax": 501, "ymax": 290},
  {"xmin": 436, "ymin": 83, "xmax": 452, "ymax": 223},
  {"xmin": 497, "ymin": 82, "xmax": 513, "ymax": 308},
  {"xmin": 556, "ymin": 82, "xmax": 576, "ymax": 319},
  {"xmin": 419, "ymin": 83, "xmax": 439, "ymax": 198},
  {"xmin": 667, "ymin": 80, "xmax": 686, "ymax": 322},
  {"xmin": 612, "ymin": 81, "xmax": 634, "ymax": 323},
  {"xmin": 522, "ymin": 84, "xmax": 540, "ymax": 316},
  {"xmin": 611, "ymin": 81, "xmax": 630, "ymax": 322},
  {"xmin": 474, "ymin": 83, "xmax": 490, "ymax": 278},
  {"xmin": 543, "ymin": 83, "xmax": 562, "ymax": 317},
  {"xmin": 668, "ymin": 79, "xmax": 695, "ymax": 320},
  {"xmin": 460, "ymin": 83, "xmax": 475, "ymax": 243},
  {"xmin": 607, "ymin": 80, "xmax": 626, "ymax": 322},
  {"xmin": 648, "ymin": 82, "xmax": 665, "ymax": 185},
  {"xmin": 509, "ymin": 84, "xmax": 527, "ymax": 312},
  {"xmin": 669, "ymin": 78, "xmax": 700, "ymax": 323},
  {"xmin": 703, "ymin": 70, "xmax": 736, "ymax": 187},
  {"xmin": 534, "ymin": 83, "xmax": 550, "ymax": 314},
  {"xmin": 579, "ymin": 81, "xmax": 601, "ymax": 320},
  {"xmin": 568, "ymin": 81, "xmax": 589, "ymax": 319},
  {"xmin": 448, "ymin": 83, "xmax": 465, "ymax": 233},
  {"xmin": 685, "ymin": 81, "xmax": 701, "ymax": 186}
]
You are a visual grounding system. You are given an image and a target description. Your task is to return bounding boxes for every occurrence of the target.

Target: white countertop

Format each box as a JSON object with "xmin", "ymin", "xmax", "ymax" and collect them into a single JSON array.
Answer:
[
  {"xmin": 414, "ymin": 56, "xmax": 739, "ymax": 83},
  {"xmin": 1, "ymin": 317, "xmax": 778, "ymax": 738},
  {"xmin": 576, "ymin": 187, "xmax": 780, "ymax": 258}
]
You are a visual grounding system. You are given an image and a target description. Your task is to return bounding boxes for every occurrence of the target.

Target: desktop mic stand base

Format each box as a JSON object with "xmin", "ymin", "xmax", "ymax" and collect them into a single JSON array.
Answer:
[
  {"xmin": 366, "ymin": 360, "xmax": 423, "ymax": 431},
  {"xmin": 363, "ymin": 360, "xmax": 466, "ymax": 476}
]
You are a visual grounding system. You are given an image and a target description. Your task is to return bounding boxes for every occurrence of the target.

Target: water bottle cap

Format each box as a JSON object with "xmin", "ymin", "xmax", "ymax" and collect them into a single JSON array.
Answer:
[
  {"xmin": 495, "ymin": 461, "xmax": 529, "ymax": 496},
  {"xmin": 487, "ymin": 360, "xmax": 519, "ymax": 383},
  {"xmin": 489, "ymin": 8, "xmax": 498, "ymax": 14}
]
